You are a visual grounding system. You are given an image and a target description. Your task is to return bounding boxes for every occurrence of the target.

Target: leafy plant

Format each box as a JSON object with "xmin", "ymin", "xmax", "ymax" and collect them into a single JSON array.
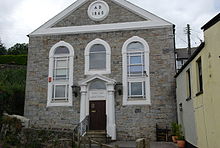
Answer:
[
  {"xmin": 0, "ymin": 68, "xmax": 26, "ymax": 115},
  {"xmin": 7, "ymin": 43, "xmax": 28, "ymax": 55},
  {"xmin": 177, "ymin": 135, "xmax": 185, "ymax": 140},
  {"xmin": 0, "ymin": 40, "xmax": 7, "ymax": 55},
  {"xmin": 171, "ymin": 122, "xmax": 179, "ymax": 136},
  {"xmin": 0, "ymin": 55, "xmax": 27, "ymax": 65},
  {"xmin": 171, "ymin": 122, "xmax": 184, "ymax": 137}
]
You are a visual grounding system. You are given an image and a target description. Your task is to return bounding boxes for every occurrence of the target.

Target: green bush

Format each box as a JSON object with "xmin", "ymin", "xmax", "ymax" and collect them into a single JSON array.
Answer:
[
  {"xmin": 0, "ymin": 68, "xmax": 26, "ymax": 116},
  {"xmin": 0, "ymin": 55, "xmax": 27, "ymax": 65}
]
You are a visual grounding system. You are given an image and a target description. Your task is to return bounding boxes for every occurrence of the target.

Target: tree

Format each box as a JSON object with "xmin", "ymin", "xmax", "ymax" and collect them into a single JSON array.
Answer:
[
  {"xmin": 0, "ymin": 40, "xmax": 7, "ymax": 55},
  {"xmin": 7, "ymin": 43, "xmax": 28, "ymax": 55}
]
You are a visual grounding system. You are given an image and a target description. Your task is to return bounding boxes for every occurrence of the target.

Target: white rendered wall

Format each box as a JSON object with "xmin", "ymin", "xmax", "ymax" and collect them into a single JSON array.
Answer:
[{"xmin": 176, "ymin": 63, "xmax": 198, "ymax": 147}]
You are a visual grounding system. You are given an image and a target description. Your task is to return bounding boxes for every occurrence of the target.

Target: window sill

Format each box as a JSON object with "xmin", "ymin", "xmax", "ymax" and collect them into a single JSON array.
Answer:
[
  {"xmin": 85, "ymin": 70, "xmax": 111, "ymax": 75},
  {"xmin": 186, "ymin": 97, "xmax": 192, "ymax": 101},
  {"xmin": 123, "ymin": 99, "xmax": 151, "ymax": 106},
  {"xmin": 47, "ymin": 101, "xmax": 72, "ymax": 107},
  {"xmin": 196, "ymin": 91, "xmax": 203, "ymax": 96}
]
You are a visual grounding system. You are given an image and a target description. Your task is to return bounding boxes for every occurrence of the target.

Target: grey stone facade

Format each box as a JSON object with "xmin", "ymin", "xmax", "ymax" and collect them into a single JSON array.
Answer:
[
  {"xmin": 25, "ymin": 0, "xmax": 176, "ymax": 141},
  {"xmin": 53, "ymin": 0, "xmax": 145, "ymax": 27}
]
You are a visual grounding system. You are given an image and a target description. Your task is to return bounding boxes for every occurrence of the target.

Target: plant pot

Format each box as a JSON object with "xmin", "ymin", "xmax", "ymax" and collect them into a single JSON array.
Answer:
[
  {"xmin": 172, "ymin": 136, "xmax": 178, "ymax": 143},
  {"xmin": 177, "ymin": 140, "xmax": 185, "ymax": 148}
]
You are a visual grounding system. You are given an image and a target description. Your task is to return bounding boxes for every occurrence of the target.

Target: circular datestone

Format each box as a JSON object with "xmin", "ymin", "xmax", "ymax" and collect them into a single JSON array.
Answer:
[{"xmin": 88, "ymin": 0, "xmax": 109, "ymax": 21}]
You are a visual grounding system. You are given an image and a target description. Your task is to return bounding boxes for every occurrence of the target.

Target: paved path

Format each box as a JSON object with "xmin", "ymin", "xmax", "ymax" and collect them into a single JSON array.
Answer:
[{"xmin": 109, "ymin": 141, "xmax": 177, "ymax": 148}]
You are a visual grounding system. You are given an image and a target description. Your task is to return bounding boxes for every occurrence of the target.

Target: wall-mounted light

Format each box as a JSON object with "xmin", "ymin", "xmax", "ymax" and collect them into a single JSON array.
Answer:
[
  {"xmin": 115, "ymin": 82, "xmax": 123, "ymax": 96},
  {"xmin": 72, "ymin": 85, "xmax": 80, "ymax": 97},
  {"xmin": 179, "ymin": 103, "xmax": 183, "ymax": 111}
]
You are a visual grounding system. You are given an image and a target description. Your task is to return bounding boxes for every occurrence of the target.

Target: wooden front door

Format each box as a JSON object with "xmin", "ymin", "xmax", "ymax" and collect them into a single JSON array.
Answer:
[{"xmin": 89, "ymin": 101, "xmax": 106, "ymax": 130}]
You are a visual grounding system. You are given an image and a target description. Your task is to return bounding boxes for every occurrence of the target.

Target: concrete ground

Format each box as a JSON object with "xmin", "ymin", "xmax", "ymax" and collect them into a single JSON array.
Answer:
[{"xmin": 109, "ymin": 141, "xmax": 178, "ymax": 148}]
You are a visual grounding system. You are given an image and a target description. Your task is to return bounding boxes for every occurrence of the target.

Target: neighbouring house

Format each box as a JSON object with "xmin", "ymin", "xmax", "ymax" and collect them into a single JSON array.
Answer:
[
  {"xmin": 175, "ymin": 47, "xmax": 197, "ymax": 72},
  {"xmin": 175, "ymin": 13, "xmax": 220, "ymax": 148},
  {"xmin": 24, "ymin": 0, "xmax": 176, "ymax": 141}
]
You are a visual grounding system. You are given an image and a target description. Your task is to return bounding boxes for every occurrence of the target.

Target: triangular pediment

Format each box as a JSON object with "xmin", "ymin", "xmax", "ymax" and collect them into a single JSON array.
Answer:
[
  {"xmin": 79, "ymin": 74, "xmax": 116, "ymax": 85},
  {"xmin": 29, "ymin": 0, "xmax": 172, "ymax": 36}
]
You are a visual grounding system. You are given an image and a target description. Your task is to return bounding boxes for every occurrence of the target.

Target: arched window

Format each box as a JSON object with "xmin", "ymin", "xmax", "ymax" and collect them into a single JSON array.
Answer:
[
  {"xmin": 89, "ymin": 79, "xmax": 106, "ymax": 90},
  {"xmin": 89, "ymin": 44, "xmax": 106, "ymax": 70},
  {"xmin": 122, "ymin": 36, "xmax": 150, "ymax": 105},
  {"xmin": 47, "ymin": 41, "xmax": 74, "ymax": 107},
  {"xmin": 85, "ymin": 38, "xmax": 111, "ymax": 75}
]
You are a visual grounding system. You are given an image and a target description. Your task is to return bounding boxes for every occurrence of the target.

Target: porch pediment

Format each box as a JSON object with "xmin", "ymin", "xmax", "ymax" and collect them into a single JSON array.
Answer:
[{"xmin": 79, "ymin": 74, "xmax": 116, "ymax": 86}]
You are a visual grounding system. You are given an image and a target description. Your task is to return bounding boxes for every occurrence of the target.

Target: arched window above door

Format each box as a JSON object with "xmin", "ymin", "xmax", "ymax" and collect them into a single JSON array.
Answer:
[{"xmin": 89, "ymin": 79, "xmax": 106, "ymax": 90}]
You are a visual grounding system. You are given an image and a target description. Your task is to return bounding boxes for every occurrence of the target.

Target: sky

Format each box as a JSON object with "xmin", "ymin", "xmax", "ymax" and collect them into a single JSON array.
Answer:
[{"xmin": 0, "ymin": 0, "xmax": 219, "ymax": 48}]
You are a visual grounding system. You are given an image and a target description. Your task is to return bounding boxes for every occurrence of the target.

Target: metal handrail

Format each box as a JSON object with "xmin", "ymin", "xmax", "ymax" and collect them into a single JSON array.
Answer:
[{"xmin": 73, "ymin": 115, "xmax": 90, "ymax": 140}]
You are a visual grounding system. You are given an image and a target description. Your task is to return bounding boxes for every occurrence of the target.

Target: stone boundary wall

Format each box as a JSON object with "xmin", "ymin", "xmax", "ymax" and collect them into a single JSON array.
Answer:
[{"xmin": 22, "ymin": 128, "xmax": 74, "ymax": 147}]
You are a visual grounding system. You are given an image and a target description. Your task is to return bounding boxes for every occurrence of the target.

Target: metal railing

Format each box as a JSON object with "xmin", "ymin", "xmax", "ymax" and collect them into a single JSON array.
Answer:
[
  {"xmin": 73, "ymin": 115, "xmax": 90, "ymax": 142},
  {"xmin": 73, "ymin": 115, "xmax": 116, "ymax": 147}
]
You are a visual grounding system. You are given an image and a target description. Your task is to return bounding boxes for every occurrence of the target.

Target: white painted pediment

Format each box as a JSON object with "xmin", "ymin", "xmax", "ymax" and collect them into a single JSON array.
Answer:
[
  {"xmin": 79, "ymin": 74, "xmax": 116, "ymax": 85},
  {"xmin": 29, "ymin": 0, "xmax": 173, "ymax": 36}
]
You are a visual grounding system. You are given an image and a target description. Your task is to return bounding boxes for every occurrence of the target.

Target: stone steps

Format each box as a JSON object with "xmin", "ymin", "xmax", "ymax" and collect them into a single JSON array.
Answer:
[{"xmin": 85, "ymin": 130, "xmax": 111, "ymax": 143}]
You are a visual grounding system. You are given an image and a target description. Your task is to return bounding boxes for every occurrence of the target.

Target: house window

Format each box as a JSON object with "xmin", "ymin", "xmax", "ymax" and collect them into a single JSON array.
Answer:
[
  {"xmin": 89, "ymin": 44, "xmax": 106, "ymax": 70},
  {"xmin": 122, "ymin": 36, "xmax": 150, "ymax": 105},
  {"xmin": 52, "ymin": 84, "xmax": 69, "ymax": 102},
  {"xmin": 186, "ymin": 69, "xmax": 191, "ymax": 100},
  {"xmin": 85, "ymin": 38, "xmax": 111, "ymax": 75},
  {"xmin": 47, "ymin": 41, "xmax": 74, "ymax": 107},
  {"xmin": 53, "ymin": 57, "xmax": 69, "ymax": 80},
  {"xmin": 128, "ymin": 81, "xmax": 145, "ymax": 98},
  {"xmin": 127, "ymin": 52, "xmax": 145, "ymax": 77},
  {"xmin": 196, "ymin": 58, "xmax": 203, "ymax": 95}
]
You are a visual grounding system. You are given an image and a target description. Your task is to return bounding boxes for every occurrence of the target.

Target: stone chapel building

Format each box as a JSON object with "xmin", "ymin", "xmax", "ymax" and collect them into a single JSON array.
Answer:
[{"xmin": 25, "ymin": 0, "xmax": 176, "ymax": 141}]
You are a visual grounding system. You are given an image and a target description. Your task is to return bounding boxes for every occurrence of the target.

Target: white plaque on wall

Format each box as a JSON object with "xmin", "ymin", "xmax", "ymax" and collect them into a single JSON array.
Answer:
[{"xmin": 88, "ymin": 0, "xmax": 109, "ymax": 21}]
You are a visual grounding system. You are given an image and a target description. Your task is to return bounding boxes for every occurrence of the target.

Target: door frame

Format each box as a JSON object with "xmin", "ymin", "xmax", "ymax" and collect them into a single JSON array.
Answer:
[{"xmin": 79, "ymin": 75, "xmax": 116, "ymax": 140}]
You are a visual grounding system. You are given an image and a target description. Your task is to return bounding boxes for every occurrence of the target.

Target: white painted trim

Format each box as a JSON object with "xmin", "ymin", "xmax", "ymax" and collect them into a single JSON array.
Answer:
[
  {"xmin": 79, "ymin": 74, "xmax": 116, "ymax": 85},
  {"xmin": 85, "ymin": 38, "xmax": 111, "ymax": 75},
  {"xmin": 47, "ymin": 41, "xmax": 74, "ymax": 107},
  {"xmin": 29, "ymin": 0, "xmax": 173, "ymax": 36},
  {"xmin": 122, "ymin": 36, "xmax": 151, "ymax": 106},
  {"xmin": 49, "ymin": 41, "xmax": 74, "ymax": 57},
  {"xmin": 87, "ymin": 0, "xmax": 109, "ymax": 21},
  {"xmin": 79, "ymin": 75, "xmax": 116, "ymax": 140},
  {"xmin": 29, "ymin": 21, "xmax": 171, "ymax": 36}
]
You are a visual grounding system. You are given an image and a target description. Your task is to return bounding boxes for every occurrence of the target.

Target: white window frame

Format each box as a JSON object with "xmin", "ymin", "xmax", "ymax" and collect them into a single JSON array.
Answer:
[
  {"xmin": 85, "ymin": 38, "xmax": 111, "ymax": 75},
  {"xmin": 122, "ymin": 36, "xmax": 151, "ymax": 105},
  {"xmin": 47, "ymin": 41, "xmax": 74, "ymax": 107},
  {"xmin": 128, "ymin": 80, "xmax": 146, "ymax": 98},
  {"xmin": 127, "ymin": 52, "xmax": 145, "ymax": 77},
  {"xmin": 52, "ymin": 84, "xmax": 69, "ymax": 102},
  {"xmin": 53, "ymin": 56, "xmax": 70, "ymax": 80}
]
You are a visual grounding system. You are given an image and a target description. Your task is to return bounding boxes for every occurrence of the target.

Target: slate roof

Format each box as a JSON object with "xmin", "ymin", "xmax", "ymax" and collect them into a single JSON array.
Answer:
[{"xmin": 176, "ymin": 47, "xmax": 197, "ymax": 59}]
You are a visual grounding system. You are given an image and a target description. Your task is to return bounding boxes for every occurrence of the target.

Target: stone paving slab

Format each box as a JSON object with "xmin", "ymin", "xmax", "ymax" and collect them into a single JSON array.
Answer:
[
  {"xmin": 151, "ymin": 142, "xmax": 177, "ymax": 148},
  {"xmin": 109, "ymin": 141, "xmax": 178, "ymax": 148}
]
